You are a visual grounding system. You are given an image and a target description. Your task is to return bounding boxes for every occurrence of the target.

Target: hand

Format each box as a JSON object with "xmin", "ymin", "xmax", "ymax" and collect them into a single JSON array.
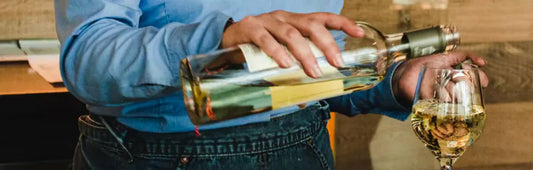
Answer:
[
  {"xmin": 392, "ymin": 51, "xmax": 490, "ymax": 104},
  {"xmin": 221, "ymin": 10, "xmax": 364, "ymax": 78}
]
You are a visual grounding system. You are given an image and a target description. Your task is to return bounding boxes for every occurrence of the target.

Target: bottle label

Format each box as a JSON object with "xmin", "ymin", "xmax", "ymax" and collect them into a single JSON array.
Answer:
[
  {"xmin": 238, "ymin": 40, "xmax": 325, "ymax": 72},
  {"xmin": 268, "ymin": 80, "xmax": 344, "ymax": 109}
]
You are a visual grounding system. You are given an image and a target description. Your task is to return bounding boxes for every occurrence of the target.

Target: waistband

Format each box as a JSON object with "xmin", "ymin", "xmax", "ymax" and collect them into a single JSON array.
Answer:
[{"xmin": 78, "ymin": 101, "xmax": 331, "ymax": 158}]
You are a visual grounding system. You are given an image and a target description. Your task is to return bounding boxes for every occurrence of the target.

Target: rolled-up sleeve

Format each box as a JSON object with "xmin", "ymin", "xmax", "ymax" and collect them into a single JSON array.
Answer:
[
  {"xmin": 55, "ymin": 0, "xmax": 230, "ymax": 106},
  {"xmin": 326, "ymin": 62, "xmax": 412, "ymax": 121}
]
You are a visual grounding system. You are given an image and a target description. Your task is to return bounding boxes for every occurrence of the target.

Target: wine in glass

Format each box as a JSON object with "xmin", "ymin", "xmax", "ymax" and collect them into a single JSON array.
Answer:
[{"xmin": 411, "ymin": 63, "xmax": 486, "ymax": 170}]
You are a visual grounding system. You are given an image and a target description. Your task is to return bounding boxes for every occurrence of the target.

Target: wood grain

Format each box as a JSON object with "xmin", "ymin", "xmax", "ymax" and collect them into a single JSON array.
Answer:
[
  {"xmin": 336, "ymin": 102, "xmax": 533, "ymax": 170},
  {"xmin": 341, "ymin": 0, "xmax": 533, "ymax": 43},
  {"xmin": 448, "ymin": 0, "xmax": 533, "ymax": 43},
  {"xmin": 0, "ymin": 0, "xmax": 57, "ymax": 40},
  {"xmin": 460, "ymin": 41, "xmax": 533, "ymax": 103},
  {"xmin": 0, "ymin": 0, "xmax": 531, "ymax": 43}
]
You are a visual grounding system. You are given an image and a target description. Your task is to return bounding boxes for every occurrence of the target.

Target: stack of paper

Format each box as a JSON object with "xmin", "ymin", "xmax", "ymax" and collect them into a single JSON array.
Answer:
[{"xmin": 0, "ymin": 39, "xmax": 62, "ymax": 83}]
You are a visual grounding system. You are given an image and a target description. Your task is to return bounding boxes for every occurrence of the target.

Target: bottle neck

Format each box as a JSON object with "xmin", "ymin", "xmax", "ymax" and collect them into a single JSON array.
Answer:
[
  {"xmin": 396, "ymin": 25, "xmax": 460, "ymax": 59},
  {"xmin": 354, "ymin": 22, "xmax": 459, "ymax": 63}
]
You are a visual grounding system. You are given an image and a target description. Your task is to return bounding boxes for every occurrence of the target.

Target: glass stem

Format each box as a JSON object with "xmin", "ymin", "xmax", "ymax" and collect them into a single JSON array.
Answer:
[{"xmin": 438, "ymin": 157, "xmax": 454, "ymax": 170}]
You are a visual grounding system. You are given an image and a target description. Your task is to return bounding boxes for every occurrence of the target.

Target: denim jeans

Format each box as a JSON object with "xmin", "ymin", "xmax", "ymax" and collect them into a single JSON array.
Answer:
[{"xmin": 73, "ymin": 101, "xmax": 334, "ymax": 170}]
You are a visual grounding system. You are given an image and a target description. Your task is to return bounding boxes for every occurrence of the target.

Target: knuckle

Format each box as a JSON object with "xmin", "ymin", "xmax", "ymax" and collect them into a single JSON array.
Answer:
[
  {"xmin": 257, "ymin": 13, "xmax": 272, "ymax": 20},
  {"xmin": 307, "ymin": 22, "xmax": 323, "ymax": 32},
  {"xmin": 241, "ymin": 15, "xmax": 258, "ymax": 23},
  {"xmin": 284, "ymin": 27, "xmax": 301, "ymax": 40},
  {"xmin": 308, "ymin": 13, "xmax": 327, "ymax": 22},
  {"xmin": 265, "ymin": 44, "xmax": 284, "ymax": 53},
  {"xmin": 306, "ymin": 16, "xmax": 321, "ymax": 24},
  {"xmin": 255, "ymin": 33, "xmax": 272, "ymax": 44},
  {"xmin": 269, "ymin": 10, "xmax": 285, "ymax": 16}
]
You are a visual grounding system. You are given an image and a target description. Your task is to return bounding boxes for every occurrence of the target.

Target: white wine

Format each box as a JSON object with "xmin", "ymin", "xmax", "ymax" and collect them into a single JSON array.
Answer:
[
  {"xmin": 411, "ymin": 99, "xmax": 486, "ymax": 159},
  {"xmin": 181, "ymin": 22, "xmax": 460, "ymax": 125},
  {"xmin": 182, "ymin": 56, "xmax": 383, "ymax": 124}
]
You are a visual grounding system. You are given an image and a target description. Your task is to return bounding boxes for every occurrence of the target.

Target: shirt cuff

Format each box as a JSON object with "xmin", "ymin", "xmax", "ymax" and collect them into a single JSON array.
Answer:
[
  {"xmin": 367, "ymin": 61, "xmax": 411, "ymax": 121},
  {"xmin": 166, "ymin": 12, "xmax": 232, "ymax": 81}
]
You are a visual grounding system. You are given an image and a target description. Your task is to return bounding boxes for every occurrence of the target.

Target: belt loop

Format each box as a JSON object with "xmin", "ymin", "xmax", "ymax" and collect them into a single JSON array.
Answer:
[
  {"xmin": 99, "ymin": 116, "xmax": 134, "ymax": 163},
  {"xmin": 318, "ymin": 101, "xmax": 331, "ymax": 121}
]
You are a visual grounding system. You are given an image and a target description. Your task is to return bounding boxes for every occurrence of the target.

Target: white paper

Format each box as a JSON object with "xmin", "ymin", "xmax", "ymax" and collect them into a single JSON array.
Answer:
[
  {"xmin": 18, "ymin": 39, "xmax": 61, "ymax": 55},
  {"xmin": 0, "ymin": 41, "xmax": 27, "ymax": 62},
  {"xmin": 27, "ymin": 54, "xmax": 63, "ymax": 83}
]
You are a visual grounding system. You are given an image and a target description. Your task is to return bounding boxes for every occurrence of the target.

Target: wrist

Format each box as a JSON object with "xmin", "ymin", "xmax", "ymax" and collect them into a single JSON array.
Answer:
[
  {"xmin": 392, "ymin": 61, "xmax": 413, "ymax": 106},
  {"xmin": 220, "ymin": 18, "xmax": 234, "ymax": 49}
]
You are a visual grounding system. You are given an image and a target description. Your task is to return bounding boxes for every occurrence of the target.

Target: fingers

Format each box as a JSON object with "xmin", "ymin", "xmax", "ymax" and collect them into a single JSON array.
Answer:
[
  {"xmin": 322, "ymin": 13, "xmax": 364, "ymax": 38},
  {"xmin": 438, "ymin": 51, "xmax": 487, "ymax": 67},
  {"xmin": 478, "ymin": 70, "xmax": 489, "ymax": 88},
  {"xmin": 297, "ymin": 12, "xmax": 364, "ymax": 38},
  {"xmin": 261, "ymin": 15, "xmax": 322, "ymax": 77},
  {"xmin": 271, "ymin": 12, "xmax": 363, "ymax": 77},
  {"xmin": 287, "ymin": 12, "xmax": 363, "ymax": 68},
  {"xmin": 431, "ymin": 123, "xmax": 454, "ymax": 139},
  {"xmin": 221, "ymin": 11, "xmax": 365, "ymax": 78},
  {"xmin": 466, "ymin": 52, "xmax": 487, "ymax": 66},
  {"xmin": 307, "ymin": 25, "xmax": 344, "ymax": 68},
  {"xmin": 233, "ymin": 16, "xmax": 291, "ymax": 68},
  {"xmin": 443, "ymin": 52, "xmax": 489, "ymax": 88},
  {"xmin": 431, "ymin": 122, "xmax": 469, "ymax": 140},
  {"xmin": 463, "ymin": 53, "xmax": 489, "ymax": 87}
]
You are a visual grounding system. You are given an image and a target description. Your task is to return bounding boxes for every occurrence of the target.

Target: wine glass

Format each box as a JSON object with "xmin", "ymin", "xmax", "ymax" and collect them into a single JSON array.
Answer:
[{"xmin": 411, "ymin": 63, "xmax": 486, "ymax": 170}]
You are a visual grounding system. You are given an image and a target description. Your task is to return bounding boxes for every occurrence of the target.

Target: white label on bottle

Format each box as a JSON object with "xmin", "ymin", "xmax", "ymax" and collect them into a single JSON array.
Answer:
[
  {"xmin": 269, "ymin": 80, "xmax": 344, "ymax": 109},
  {"xmin": 239, "ymin": 40, "xmax": 325, "ymax": 72},
  {"xmin": 238, "ymin": 44, "xmax": 279, "ymax": 72}
]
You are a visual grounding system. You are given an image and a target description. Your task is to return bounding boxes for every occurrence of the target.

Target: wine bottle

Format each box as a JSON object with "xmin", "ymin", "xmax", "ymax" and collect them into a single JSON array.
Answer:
[{"xmin": 180, "ymin": 22, "xmax": 460, "ymax": 125}]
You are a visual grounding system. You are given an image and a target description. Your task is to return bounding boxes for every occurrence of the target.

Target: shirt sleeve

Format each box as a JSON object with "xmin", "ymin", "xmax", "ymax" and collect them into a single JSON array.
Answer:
[
  {"xmin": 55, "ymin": 0, "xmax": 231, "ymax": 106},
  {"xmin": 325, "ymin": 62, "xmax": 412, "ymax": 121}
]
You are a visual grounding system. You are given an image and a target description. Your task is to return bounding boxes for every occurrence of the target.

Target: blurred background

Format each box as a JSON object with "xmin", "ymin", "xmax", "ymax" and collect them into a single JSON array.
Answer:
[{"xmin": 1, "ymin": 0, "xmax": 532, "ymax": 169}]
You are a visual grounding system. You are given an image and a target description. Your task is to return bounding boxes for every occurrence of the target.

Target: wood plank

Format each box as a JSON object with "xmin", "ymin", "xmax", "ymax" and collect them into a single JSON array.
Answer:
[
  {"xmin": 0, "ymin": 0, "xmax": 57, "ymax": 40},
  {"xmin": 341, "ymin": 0, "xmax": 533, "ymax": 43},
  {"xmin": 460, "ymin": 41, "xmax": 533, "ymax": 103},
  {"xmin": 335, "ymin": 102, "xmax": 533, "ymax": 170},
  {"xmin": 0, "ymin": 62, "xmax": 67, "ymax": 95},
  {"xmin": 448, "ymin": 0, "xmax": 533, "ymax": 43},
  {"xmin": 455, "ymin": 102, "xmax": 533, "ymax": 168},
  {"xmin": 0, "ymin": 0, "xmax": 531, "ymax": 43}
]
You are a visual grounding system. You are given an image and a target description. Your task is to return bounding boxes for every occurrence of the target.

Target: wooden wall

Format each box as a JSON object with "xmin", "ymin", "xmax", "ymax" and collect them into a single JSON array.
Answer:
[
  {"xmin": 0, "ymin": 0, "xmax": 56, "ymax": 40},
  {"xmin": 339, "ymin": 0, "xmax": 533, "ymax": 169},
  {"xmin": 1, "ymin": 0, "xmax": 532, "ymax": 169}
]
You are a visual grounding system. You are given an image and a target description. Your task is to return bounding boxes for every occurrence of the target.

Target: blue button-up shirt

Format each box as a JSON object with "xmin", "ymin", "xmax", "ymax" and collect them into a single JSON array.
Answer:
[{"xmin": 55, "ymin": 0, "xmax": 410, "ymax": 133}]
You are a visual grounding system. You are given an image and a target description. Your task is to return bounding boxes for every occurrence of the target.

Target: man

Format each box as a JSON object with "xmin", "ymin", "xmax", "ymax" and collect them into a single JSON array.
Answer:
[{"xmin": 55, "ymin": 0, "xmax": 488, "ymax": 169}]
